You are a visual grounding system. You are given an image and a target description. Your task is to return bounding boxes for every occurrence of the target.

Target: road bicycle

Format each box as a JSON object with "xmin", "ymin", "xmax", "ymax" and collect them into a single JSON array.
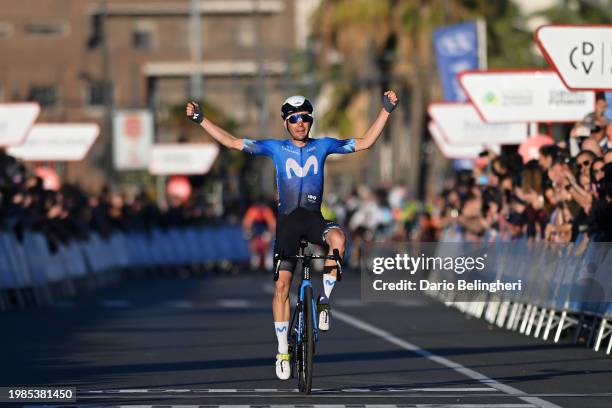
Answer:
[{"xmin": 273, "ymin": 237, "xmax": 342, "ymax": 394}]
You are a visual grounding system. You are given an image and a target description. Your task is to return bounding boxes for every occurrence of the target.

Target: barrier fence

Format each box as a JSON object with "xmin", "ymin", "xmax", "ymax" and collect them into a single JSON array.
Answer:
[
  {"xmin": 4, "ymin": 222, "xmax": 610, "ymax": 355},
  {"xmin": 0, "ymin": 225, "xmax": 251, "ymax": 311},
  {"xmin": 428, "ymin": 230, "xmax": 612, "ymax": 355}
]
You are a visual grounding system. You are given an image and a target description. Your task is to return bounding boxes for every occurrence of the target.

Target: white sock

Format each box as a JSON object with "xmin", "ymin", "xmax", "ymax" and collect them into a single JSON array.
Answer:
[
  {"xmin": 274, "ymin": 321, "xmax": 289, "ymax": 354},
  {"xmin": 323, "ymin": 273, "xmax": 336, "ymax": 300}
]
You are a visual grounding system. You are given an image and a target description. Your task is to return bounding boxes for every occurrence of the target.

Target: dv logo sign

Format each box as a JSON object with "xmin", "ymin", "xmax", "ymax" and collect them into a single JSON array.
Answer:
[
  {"xmin": 570, "ymin": 42, "xmax": 603, "ymax": 75},
  {"xmin": 536, "ymin": 25, "xmax": 612, "ymax": 91}
]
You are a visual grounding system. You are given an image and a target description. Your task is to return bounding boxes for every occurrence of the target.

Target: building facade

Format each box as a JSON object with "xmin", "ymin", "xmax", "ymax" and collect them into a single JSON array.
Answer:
[{"xmin": 0, "ymin": 0, "xmax": 306, "ymax": 191}]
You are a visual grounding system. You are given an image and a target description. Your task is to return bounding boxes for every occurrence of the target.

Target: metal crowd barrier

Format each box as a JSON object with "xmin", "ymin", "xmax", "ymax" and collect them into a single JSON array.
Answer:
[
  {"xmin": 428, "ymin": 230, "xmax": 612, "ymax": 356},
  {"xmin": 0, "ymin": 225, "xmax": 251, "ymax": 311}
]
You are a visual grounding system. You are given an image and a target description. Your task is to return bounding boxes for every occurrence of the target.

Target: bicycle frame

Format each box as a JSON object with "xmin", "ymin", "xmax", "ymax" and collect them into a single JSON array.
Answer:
[{"xmin": 291, "ymin": 256, "xmax": 318, "ymax": 345}]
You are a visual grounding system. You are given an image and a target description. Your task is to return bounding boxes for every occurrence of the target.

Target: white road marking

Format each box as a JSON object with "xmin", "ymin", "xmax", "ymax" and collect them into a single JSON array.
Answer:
[
  {"xmin": 410, "ymin": 388, "xmax": 499, "ymax": 392},
  {"xmin": 25, "ymin": 405, "xmax": 538, "ymax": 408},
  {"xmin": 261, "ymin": 283, "xmax": 560, "ymax": 408},
  {"xmin": 80, "ymin": 387, "xmax": 502, "ymax": 394},
  {"xmin": 218, "ymin": 299, "xmax": 252, "ymax": 308},
  {"xmin": 331, "ymin": 309, "xmax": 561, "ymax": 408}
]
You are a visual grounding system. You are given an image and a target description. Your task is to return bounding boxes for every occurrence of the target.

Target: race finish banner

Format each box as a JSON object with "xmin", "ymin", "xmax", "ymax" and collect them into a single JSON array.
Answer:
[
  {"xmin": 0, "ymin": 103, "xmax": 40, "ymax": 146},
  {"xmin": 432, "ymin": 21, "xmax": 484, "ymax": 101},
  {"xmin": 428, "ymin": 102, "xmax": 527, "ymax": 145},
  {"xmin": 428, "ymin": 121, "xmax": 500, "ymax": 159},
  {"xmin": 536, "ymin": 25, "xmax": 612, "ymax": 91},
  {"xmin": 459, "ymin": 70, "xmax": 595, "ymax": 123},
  {"xmin": 8, "ymin": 124, "xmax": 99, "ymax": 161},
  {"xmin": 149, "ymin": 144, "xmax": 219, "ymax": 175},
  {"xmin": 113, "ymin": 110, "xmax": 154, "ymax": 170}
]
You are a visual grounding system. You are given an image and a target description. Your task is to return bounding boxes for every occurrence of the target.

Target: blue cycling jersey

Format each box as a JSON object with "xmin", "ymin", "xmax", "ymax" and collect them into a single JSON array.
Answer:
[{"xmin": 243, "ymin": 137, "xmax": 356, "ymax": 215}]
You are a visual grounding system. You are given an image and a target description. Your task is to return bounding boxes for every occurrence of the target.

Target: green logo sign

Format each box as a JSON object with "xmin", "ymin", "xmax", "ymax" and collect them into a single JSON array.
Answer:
[{"xmin": 483, "ymin": 91, "xmax": 498, "ymax": 105}]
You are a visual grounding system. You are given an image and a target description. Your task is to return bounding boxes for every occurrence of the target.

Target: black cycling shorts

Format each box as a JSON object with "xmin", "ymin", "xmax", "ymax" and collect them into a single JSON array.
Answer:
[{"xmin": 274, "ymin": 207, "xmax": 341, "ymax": 272}]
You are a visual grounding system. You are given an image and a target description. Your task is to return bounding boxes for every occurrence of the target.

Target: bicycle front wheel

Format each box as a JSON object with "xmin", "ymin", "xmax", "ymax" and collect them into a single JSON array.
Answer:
[{"xmin": 299, "ymin": 288, "xmax": 314, "ymax": 394}]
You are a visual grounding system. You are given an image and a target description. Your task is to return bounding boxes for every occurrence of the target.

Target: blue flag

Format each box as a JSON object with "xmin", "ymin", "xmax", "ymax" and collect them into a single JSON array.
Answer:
[{"xmin": 433, "ymin": 22, "xmax": 481, "ymax": 101}]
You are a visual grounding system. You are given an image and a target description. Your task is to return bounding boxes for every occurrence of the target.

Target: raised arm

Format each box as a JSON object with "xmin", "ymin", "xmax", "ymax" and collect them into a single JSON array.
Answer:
[
  {"xmin": 354, "ymin": 90, "xmax": 398, "ymax": 152},
  {"xmin": 185, "ymin": 101, "xmax": 244, "ymax": 150}
]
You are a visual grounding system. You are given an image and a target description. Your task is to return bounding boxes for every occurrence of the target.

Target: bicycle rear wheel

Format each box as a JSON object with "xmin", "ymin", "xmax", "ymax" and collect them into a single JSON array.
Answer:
[{"xmin": 299, "ymin": 288, "xmax": 314, "ymax": 394}]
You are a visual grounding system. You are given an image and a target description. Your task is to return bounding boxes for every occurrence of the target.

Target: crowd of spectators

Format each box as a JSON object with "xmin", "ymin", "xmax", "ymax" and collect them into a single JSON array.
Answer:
[
  {"xmin": 312, "ymin": 94, "xmax": 612, "ymax": 268},
  {"xmin": 435, "ymin": 95, "xmax": 612, "ymax": 245},
  {"xmin": 0, "ymin": 149, "xmax": 218, "ymax": 255}
]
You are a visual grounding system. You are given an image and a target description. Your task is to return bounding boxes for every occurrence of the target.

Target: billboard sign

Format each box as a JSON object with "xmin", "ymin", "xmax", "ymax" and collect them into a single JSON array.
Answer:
[
  {"xmin": 8, "ymin": 123, "xmax": 99, "ymax": 161},
  {"xmin": 428, "ymin": 102, "xmax": 526, "ymax": 145},
  {"xmin": 0, "ymin": 103, "xmax": 40, "ymax": 146},
  {"xmin": 148, "ymin": 144, "xmax": 219, "ymax": 175},
  {"xmin": 113, "ymin": 110, "xmax": 154, "ymax": 170},
  {"xmin": 428, "ymin": 121, "xmax": 499, "ymax": 159},
  {"xmin": 459, "ymin": 70, "xmax": 595, "ymax": 123},
  {"xmin": 536, "ymin": 25, "xmax": 612, "ymax": 91}
]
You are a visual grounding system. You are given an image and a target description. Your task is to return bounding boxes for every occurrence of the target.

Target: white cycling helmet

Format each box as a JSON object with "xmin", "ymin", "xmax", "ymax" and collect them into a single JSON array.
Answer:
[{"xmin": 281, "ymin": 95, "xmax": 313, "ymax": 120}]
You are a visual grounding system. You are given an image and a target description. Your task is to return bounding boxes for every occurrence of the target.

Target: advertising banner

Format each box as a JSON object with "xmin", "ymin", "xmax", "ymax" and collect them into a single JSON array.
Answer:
[
  {"xmin": 113, "ymin": 110, "xmax": 154, "ymax": 170},
  {"xmin": 428, "ymin": 102, "xmax": 526, "ymax": 145},
  {"xmin": 433, "ymin": 21, "xmax": 482, "ymax": 101},
  {"xmin": 148, "ymin": 144, "xmax": 219, "ymax": 175},
  {"xmin": 536, "ymin": 25, "xmax": 612, "ymax": 91},
  {"xmin": 0, "ymin": 103, "xmax": 40, "ymax": 146},
  {"xmin": 459, "ymin": 70, "xmax": 595, "ymax": 123},
  {"xmin": 8, "ymin": 123, "xmax": 99, "ymax": 161},
  {"xmin": 428, "ymin": 121, "xmax": 500, "ymax": 159}
]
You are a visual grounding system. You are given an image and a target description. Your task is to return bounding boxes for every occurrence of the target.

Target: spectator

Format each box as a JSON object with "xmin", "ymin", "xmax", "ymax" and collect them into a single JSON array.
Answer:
[{"xmin": 576, "ymin": 150, "xmax": 596, "ymax": 178}]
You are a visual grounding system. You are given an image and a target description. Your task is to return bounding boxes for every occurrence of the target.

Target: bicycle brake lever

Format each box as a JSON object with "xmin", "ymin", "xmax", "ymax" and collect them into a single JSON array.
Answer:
[{"xmin": 333, "ymin": 248, "xmax": 343, "ymax": 282}]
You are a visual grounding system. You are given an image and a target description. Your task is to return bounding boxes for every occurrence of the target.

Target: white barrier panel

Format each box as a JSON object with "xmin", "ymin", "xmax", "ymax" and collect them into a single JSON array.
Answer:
[
  {"xmin": 113, "ymin": 110, "xmax": 154, "ymax": 170},
  {"xmin": 0, "ymin": 103, "xmax": 40, "ymax": 146},
  {"xmin": 428, "ymin": 102, "xmax": 527, "ymax": 145},
  {"xmin": 148, "ymin": 144, "xmax": 219, "ymax": 175},
  {"xmin": 536, "ymin": 25, "xmax": 612, "ymax": 91},
  {"xmin": 8, "ymin": 124, "xmax": 100, "ymax": 161},
  {"xmin": 428, "ymin": 121, "xmax": 500, "ymax": 159},
  {"xmin": 459, "ymin": 70, "xmax": 595, "ymax": 123}
]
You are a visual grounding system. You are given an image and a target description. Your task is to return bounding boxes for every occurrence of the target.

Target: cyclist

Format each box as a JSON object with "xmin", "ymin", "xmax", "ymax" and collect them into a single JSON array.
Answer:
[
  {"xmin": 185, "ymin": 91, "xmax": 398, "ymax": 380},
  {"xmin": 243, "ymin": 198, "xmax": 276, "ymax": 271}
]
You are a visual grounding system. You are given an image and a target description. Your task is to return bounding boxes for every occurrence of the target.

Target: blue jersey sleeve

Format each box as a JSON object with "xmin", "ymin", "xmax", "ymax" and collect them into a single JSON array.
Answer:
[
  {"xmin": 324, "ymin": 137, "xmax": 356, "ymax": 155},
  {"xmin": 242, "ymin": 139, "xmax": 278, "ymax": 157}
]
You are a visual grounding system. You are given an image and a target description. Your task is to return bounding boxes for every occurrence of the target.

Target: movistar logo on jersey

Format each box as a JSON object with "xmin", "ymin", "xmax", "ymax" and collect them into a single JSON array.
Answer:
[{"xmin": 285, "ymin": 156, "xmax": 318, "ymax": 179}]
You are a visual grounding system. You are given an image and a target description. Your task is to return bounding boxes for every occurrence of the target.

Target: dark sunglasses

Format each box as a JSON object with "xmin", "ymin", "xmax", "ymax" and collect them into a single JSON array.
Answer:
[
  {"xmin": 286, "ymin": 113, "xmax": 313, "ymax": 124},
  {"xmin": 577, "ymin": 159, "xmax": 592, "ymax": 170}
]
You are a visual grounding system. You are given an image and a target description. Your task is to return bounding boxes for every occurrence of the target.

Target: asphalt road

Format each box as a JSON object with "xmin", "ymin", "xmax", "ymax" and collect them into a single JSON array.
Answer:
[{"xmin": 1, "ymin": 270, "xmax": 611, "ymax": 408}]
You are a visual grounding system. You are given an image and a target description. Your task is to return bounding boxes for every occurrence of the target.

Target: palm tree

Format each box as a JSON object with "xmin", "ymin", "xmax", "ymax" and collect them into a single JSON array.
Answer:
[{"xmin": 311, "ymin": 0, "xmax": 543, "ymax": 196}]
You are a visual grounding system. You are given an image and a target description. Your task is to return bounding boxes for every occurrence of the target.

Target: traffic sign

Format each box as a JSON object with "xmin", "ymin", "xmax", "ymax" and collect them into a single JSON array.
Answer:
[
  {"xmin": 427, "ymin": 102, "xmax": 526, "ymax": 145},
  {"xmin": 149, "ymin": 144, "xmax": 219, "ymax": 175},
  {"xmin": 536, "ymin": 25, "xmax": 612, "ymax": 91},
  {"xmin": 8, "ymin": 123, "xmax": 99, "ymax": 161},
  {"xmin": 428, "ymin": 121, "xmax": 500, "ymax": 159},
  {"xmin": 459, "ymin": 70, "xmax": 594, "ymax": 123},
  {"xmin": 0, "ymin": 103, "xmax": 40, "ymax": 146}
]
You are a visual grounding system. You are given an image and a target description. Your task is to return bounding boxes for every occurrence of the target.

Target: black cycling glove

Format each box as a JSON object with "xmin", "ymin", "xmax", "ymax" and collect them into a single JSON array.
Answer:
[
  {"xmin": 382, "ymin": 94, "xmax": 397, "ymax": 113},
  {"xmin": 188, "ymin": 103, "xmax": 204, "ymax": 124}
]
